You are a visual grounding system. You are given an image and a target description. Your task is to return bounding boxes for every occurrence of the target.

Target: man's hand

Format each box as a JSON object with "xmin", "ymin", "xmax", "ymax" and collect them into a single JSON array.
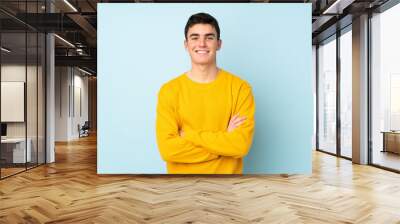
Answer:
[
  {"xmin": 227, "ymin": 114, "xmax": 247, "ymax": 132},
  {"xmin": 178, "ymin": 114, "xmax": 246, "ymax": 136}
]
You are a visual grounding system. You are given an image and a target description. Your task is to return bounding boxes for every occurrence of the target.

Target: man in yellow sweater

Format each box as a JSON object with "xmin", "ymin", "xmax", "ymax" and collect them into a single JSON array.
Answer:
[{"xmin": 156, "ymin": 13, "xmax": 255, "ymax": 174}]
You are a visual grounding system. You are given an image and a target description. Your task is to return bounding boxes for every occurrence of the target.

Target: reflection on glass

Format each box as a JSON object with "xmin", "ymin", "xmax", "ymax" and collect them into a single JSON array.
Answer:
[
  {"xmin": 371, "ymin": 3, "xmax": 400, "ymax": 171},
  {"xmin": 340, "ymin": 29, "xmax": 352, "ymax": 158},
  {"xmin": 318, "ymin": 37, "xmax": 337, "ymax": 154},
  {"xmin": 38, "ymin": 33, "xmax": 46, "ymax": 165},
  {"xmin": 27, "ymin": 32, "xmax": 38, "ymax": 169},
  {"xmin": 1, "ymin": 32, "xmax": 27, "ymax": 177},
  {"xmin": 0, "ymin": 1, "xmax": 46, "ymax": 179},
  {"xmin": 390, "ymin": 75, "xmax": 400, "ymax": 130}
]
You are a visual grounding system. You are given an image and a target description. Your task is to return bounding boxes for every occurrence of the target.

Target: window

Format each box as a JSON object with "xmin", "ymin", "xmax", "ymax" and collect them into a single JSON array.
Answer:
[
  {"xmin": 318, "ymin": 36, "xmax": 337, "ymax": 154},
  {"xmin": 371, "ymin": 3, "xmax": 400, "ymax": 171},
  {"xmin": 339, "ymin": 28, "xmax": 352, "ymax": 158}
]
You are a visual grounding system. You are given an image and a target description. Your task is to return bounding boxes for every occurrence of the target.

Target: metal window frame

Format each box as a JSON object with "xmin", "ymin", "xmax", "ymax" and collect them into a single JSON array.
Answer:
[
  {"xmin": 368, "ymin": 1, "xmax": 400, "ymax": 173},
  {"xmin": 315, "ymin": 24, "xmax": 353, "ymax": 162},
  {"xmin": 316, "ymin": 0, "xmax": 400, "ymax": 173}
]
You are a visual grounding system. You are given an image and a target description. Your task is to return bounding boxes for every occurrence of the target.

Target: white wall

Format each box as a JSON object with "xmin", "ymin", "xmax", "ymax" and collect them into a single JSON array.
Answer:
[
  {"xmin": 1, "ymin": 64, "xmax": 46, "ymax": 164},
  {"xmin": 1, "ymin": 65, "xmax": 26, "ymax": 135},
  {"xmin": 55, "ymin": 67, "xmax": 89, "ymax": 141},
  {"xmin": 1, "ymin": 65, "xmax": 41, "ymax": 137},
  {"xmin": 55, "ymin": 66, "xmax": 69, "ymax": 141},
  {"xmin": 72, "ymin": 72, "xmax": 89, "ymax": 138}
]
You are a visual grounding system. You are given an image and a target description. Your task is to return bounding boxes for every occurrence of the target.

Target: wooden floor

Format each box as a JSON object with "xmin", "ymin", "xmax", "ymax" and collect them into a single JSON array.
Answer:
[
  {"xmin": 1, "ymin": 134, "xmax": 400, "ymax": 223},
  {"xmin": 373, "ymin": 150, "xmax": 400, "ymax": 171},
  {"xmin": 0, "ymin": 167, "xmax": 26, "ymax": 178}
]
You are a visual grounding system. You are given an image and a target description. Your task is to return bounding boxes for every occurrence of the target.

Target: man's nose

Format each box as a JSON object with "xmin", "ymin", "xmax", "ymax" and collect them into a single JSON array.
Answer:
[{"xmin": 199, "ymin": 38, "xmax": 206, "ymax": 46}]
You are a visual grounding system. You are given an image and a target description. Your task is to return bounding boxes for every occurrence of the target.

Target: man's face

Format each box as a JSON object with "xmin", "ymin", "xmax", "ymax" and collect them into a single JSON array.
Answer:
[{"xmin": 184, "ymin": 24, "xmax": 222, "ymax": 66}]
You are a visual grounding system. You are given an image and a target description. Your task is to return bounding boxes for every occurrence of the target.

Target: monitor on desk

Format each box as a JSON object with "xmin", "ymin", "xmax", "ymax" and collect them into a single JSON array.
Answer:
[{"xmin": 1, "ymin": 123, "xmax": 7, "ymax": 138}]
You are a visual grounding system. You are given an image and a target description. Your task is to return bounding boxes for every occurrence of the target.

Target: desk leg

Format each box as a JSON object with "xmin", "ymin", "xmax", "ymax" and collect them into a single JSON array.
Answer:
[{"xmin": 382, "ymin": 133, "xmax": 386, "ymax": 153}]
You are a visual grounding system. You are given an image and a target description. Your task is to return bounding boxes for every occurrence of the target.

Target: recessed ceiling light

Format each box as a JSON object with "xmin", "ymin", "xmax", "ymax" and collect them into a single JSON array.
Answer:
[
  {"xmin": 322, "ymin": 0, "xmax": 354, "ymax": 15},
  {"xmin": 1, "ymin": 47, "xmax": 11, "ymax": 53},
  {"xmin": 63, "ymin": 0, "xmax": 78, "ymax": 12},
  {"xmin": 54, "ymin": 34, "xmax": 75, "ymax": 48},
  {"xmin": 78, "ymin": 67, "xmax": 93, "ymax": 76}
]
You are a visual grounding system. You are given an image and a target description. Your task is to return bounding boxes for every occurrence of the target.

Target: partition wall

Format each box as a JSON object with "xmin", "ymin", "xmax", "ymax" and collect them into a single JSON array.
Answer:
[{"xmin": 0, "ymin": 0, "xmax": 46, "ymax": 179}]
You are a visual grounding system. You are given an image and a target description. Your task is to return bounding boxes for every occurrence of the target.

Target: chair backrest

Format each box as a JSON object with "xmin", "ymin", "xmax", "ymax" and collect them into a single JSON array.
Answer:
[{"xmin": 82, "ymin": 121, "xmax": 90, "ymax": 129}]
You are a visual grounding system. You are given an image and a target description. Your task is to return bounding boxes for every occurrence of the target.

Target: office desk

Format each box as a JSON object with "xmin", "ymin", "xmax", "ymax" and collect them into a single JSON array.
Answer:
[
  {"xmin": 1, "ymin": 138, "xmax": 32, "ymax": 163},
  {"xmin": 381, "ymin": 131, "xmax": 400, "ymax": 154}
]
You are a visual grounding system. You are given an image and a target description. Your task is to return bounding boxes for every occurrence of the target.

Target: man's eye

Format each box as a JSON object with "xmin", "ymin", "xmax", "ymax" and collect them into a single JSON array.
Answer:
[
  {"xmin": 191, "ymin": 37, "xmax": 198, "ymax": 40},
  {"xmin": 207, "ymin": 37, "xmax": 215, "ymax": 40}
]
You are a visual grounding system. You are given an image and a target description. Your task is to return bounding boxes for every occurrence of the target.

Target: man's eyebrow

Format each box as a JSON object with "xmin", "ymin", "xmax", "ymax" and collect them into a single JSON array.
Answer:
[{"xmin": 188, "ymin": 33, "xmax": 216, "ymax": 38}]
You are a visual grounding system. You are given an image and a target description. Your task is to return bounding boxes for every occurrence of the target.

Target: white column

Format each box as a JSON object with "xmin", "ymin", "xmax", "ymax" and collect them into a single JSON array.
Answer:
[
  {"xmin": 46, "ymin": 33, "xmax": 55, "ymax": 163},
  {"xmin": 352, "ymin": 14, "xmax": 369, "ymax": 164},
  {"xmin": 46, "ymin": 1, "xmax": 55, "ymax": 163}
]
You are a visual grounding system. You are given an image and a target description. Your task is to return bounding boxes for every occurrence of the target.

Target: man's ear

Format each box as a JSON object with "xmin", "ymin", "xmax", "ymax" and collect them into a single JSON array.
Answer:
[
  {"xmin": 184, "ymin": 39, "xmax": 188, "ymax": 51},
  {"xmin": 217, "ymin": 39, "xmax": 222, "ymax": 51}
]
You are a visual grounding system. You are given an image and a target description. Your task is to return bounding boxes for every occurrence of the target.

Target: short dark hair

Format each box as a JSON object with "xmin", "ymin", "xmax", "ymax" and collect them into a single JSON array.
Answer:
[{"xmin": 184, "ymin": 13, "xmax": 220, "ymax": 40}]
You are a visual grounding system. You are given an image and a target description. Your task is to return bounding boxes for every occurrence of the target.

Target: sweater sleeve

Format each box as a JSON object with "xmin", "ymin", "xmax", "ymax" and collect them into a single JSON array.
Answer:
[
  {"xmin": 184, "ymin": 84, "xmax": 255, "ymax": 158},
  {"xmin": 156, "ymin": 84, "xmax": 220, "ymax": 163}
]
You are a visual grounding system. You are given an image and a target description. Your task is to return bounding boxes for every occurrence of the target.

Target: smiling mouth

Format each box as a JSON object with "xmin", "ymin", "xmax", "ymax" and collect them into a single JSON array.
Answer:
[{"xmin": 195, "ymin": 50, "xmax": 209, "ymax": 54}]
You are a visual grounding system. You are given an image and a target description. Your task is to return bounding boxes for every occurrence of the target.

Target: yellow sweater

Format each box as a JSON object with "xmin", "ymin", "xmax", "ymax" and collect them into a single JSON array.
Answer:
[{"xmin": 156, "ymin": 69, "xmax": 255, "ymax": 174}]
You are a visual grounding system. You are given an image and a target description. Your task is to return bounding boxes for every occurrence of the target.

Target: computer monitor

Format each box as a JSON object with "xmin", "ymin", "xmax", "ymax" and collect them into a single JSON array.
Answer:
[{"xmin": 1, "ymin": 123, "xmax": 7, "ymax": 137}]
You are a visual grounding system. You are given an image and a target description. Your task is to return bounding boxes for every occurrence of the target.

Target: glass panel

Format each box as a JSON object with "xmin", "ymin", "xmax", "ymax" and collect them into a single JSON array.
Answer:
[
  {"xmin": 390, "ymin": 75, "xmax": 400, "ymax": 130},
  {"xmin": 340, "ymin": 29, "xmax": 352, "ymax": 158},
  {"xmin": 38, "ymin": 32, "xmax": 45, "ymax": 165},
  {"xmin": 1, "ymin": 31, "xmax": 27, "ymax": 177},
  {"xmin": 318, "ymin": 37, "xmax": 337, "ymax": 154},
  {"xmin": 27, "ymin": 31, "xmax": 38, "ymax": 169},
  {"xmin": 371, "ymin": 4, "xmax": 400, "ymax": 171},
  {"xmin": 26, "ymin": 0, "xmax": 39, "ymax": 169},
  {"xmin": 0, "ymin": 1, "xmax": 46, "ymax": 178}
]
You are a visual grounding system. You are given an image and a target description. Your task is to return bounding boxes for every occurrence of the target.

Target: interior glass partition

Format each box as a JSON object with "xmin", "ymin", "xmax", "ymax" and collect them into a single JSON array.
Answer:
[
  {"xmin": 0, "ymin": 1, "xmax": 46, "ymax": 179},
  {"xmin": 0, "ymin": 32, "xmax": 28, "ymax": 178},
  {"xmin": 27, "ymin": 31, "xmax": 38, "ymax": 169},
  {"xmin": 38, "ymin": 31, "xmax": 45, "ymax": 165}
]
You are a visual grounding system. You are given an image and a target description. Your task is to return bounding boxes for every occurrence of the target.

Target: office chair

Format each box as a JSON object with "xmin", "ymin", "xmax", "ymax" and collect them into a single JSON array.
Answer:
[{"xmin": 79, "ymin": 121, "xmax": 90, "ymax": 138}]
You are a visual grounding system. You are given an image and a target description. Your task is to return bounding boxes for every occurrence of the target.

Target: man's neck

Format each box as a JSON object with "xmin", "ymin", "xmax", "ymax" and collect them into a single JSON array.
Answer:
[{"xmin": 187, "ymin": 64, "xmax": 219, "ymax": 83}]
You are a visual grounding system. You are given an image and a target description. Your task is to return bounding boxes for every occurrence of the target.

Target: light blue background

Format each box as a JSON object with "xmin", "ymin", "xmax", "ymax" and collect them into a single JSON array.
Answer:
[{"xmin": 98, "ymin": 3, "xmax": 312, "ymax": 174}]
